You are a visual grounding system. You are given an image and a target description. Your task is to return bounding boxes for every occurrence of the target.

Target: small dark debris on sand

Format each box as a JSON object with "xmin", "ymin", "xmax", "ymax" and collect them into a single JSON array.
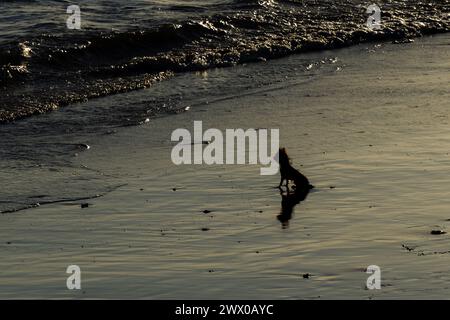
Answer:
[
  {"xmin": 191, "ymin": 141, "xmax": 210, "ymax": 145},
  {"xmin": 329, "ymin": 186, "xmax": 336, "ymax": 189},
  {"xmin": 6, "ymin": 241, "xmax": 12, "ymax": 245},
  {"xmin": 203, "ymin": 210, "xmax": 211, "ymax": 214},
  {"xmin": 402, "ymin": 244, "xmax": 415, "ymax": 252},
  {"xmin": 172, "ymin": 188, "xmax": 177, "ymax": 191},
  {"xmin": 81, "ymin": 203, "xmax": 89, "ymax": 209},
  {"xmin": 201, "ymin": 228, "xmax": 210, "ymax": 232},
  {"xmin": 430, "ymin": 230, "xmax": 447, "ymax": 235},
  {"xmin": 302, "ymin": 273, "xmax": 311, "ymax": 279}
]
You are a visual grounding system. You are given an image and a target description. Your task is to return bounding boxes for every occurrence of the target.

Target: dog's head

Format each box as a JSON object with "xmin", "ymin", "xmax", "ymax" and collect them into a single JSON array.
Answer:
[{"xmin": 278, "ymin": 148, "xmax": 290, "ymax": 164}]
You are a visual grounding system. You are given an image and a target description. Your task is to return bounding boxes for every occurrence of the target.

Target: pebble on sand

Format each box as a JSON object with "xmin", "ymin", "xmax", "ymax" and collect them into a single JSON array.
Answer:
[
  {"xmin": 203, "ymin": 210, "xmax": 211, "ymax": 214},
  {"xmin": 81, "ymin": 203, "xmax": 89, "ymax": 209},
  {"xmin": 430, "ymin": 230, "xmax": 446, "ymax": 235},
  {"xmin": 402, "ymin": 244, "xmax": 415, "ymax": 252}
]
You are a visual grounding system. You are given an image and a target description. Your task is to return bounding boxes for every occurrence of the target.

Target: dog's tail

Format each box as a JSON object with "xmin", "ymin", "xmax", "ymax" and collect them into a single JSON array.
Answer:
[{"xmin": 308, "ymin": 184, "xmax": 315, "ymax": 189}]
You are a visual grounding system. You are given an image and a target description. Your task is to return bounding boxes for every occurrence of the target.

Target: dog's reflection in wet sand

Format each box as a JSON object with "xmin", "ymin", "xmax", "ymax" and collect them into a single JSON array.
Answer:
[{"xmin": 277, "ymin": 188, "xmax": 310, "ymax": 229}]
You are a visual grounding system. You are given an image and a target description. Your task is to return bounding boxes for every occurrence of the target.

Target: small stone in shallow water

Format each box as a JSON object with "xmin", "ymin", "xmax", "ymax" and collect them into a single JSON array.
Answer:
[{"xmin": 430, "ymin": 230, "xmax": 446, "ymax": 235}]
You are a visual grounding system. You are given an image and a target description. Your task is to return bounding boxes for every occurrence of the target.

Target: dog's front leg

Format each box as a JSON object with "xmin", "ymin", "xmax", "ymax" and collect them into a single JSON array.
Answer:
[{"xmin": 278, "ymin": 177, "xmax": 284, "ymax": 189}]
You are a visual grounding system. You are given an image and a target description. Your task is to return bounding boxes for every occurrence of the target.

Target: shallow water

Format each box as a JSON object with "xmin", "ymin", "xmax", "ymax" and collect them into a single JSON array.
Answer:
[
  {"xmin": 1, "ymin": 1, "xmax": 448, "ymax": 214},
  {"xmin": 1, "ymin": 0, "xmax": 448, "ymax": 121},
  {"xmin": 0, "ymin": 34, "xmax": 449, "ymax": 299},
  {"xmin": 0, "ymin": 40, "xmax": 343, "ymax": 213}
]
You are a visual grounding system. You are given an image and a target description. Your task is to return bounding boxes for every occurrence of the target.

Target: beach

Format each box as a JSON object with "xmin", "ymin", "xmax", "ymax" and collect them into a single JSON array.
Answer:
[
  {"xmin": 1, "ymin": 33, "xmax": 449, "ymax": 299},
  {"xmin": 1, "ymin": 0, "xmax": 448, "ymax": 122}
]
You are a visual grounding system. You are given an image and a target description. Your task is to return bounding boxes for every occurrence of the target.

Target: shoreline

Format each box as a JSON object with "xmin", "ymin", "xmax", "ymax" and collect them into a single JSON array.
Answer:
[
  {"xmin": 0, "ymin": 33, "xmax": 449, "ymax": 299},
  {"xmin": 1, "ymin": 0, "xmax": 449, "ymax": 123}
]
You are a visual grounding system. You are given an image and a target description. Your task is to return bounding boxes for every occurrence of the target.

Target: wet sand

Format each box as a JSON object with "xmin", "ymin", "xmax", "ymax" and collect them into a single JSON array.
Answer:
[{"xmin": 0, "ymin": 33, "xmax": 449, "ymax": 299}]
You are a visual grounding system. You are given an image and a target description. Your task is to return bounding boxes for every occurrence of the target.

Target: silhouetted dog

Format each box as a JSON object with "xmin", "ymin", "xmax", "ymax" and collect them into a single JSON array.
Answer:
[{"xmin": 278, "ymin": 148, "xmax": 314, "ymax": 192}]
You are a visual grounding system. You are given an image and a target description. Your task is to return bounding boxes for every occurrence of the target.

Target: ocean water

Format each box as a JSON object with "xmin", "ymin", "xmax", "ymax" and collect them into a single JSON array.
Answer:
[
  {"xmin": 1, "ymin": 0, "xmax": 448, "ymax": 122},
  {"xmin": 0, "ymin": 0, "xmax": 228, "ymax": 42},
  {"xmin": 0, "ymin": 1, "xmax": 449, "ymax": 213}
]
